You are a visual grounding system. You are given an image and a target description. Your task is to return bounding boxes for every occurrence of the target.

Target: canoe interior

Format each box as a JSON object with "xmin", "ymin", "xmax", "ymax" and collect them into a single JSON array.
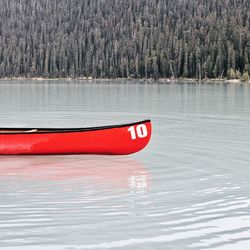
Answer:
[
  {"xmin": 0, "ymin": 129, "xmax": 52, "ymax": 133},
  {"xmin": 0, "ymin": 119, "xmax": 150, "ymax": 134}
]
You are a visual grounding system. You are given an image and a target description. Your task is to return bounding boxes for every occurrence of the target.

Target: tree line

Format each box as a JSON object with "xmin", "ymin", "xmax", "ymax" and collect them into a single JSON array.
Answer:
[{"xmin": 0, "ymin": 0, "xmax": 249, "ymax": 79}]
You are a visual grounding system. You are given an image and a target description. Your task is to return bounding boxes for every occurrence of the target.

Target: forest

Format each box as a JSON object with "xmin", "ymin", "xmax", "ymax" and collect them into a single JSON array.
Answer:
[{"xmin": 0, "ymin": 0, "xmax": 250, "ymax": 79}]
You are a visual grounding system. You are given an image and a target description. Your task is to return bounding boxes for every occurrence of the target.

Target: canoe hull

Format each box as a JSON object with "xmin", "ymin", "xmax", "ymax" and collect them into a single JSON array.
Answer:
[{"xmin": 0, "ymin": 120, "xmax": 151, "ymax": 155}]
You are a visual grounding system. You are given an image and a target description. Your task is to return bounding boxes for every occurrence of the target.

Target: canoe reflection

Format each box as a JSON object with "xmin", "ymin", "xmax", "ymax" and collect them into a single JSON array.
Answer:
[{"xmin": 0, "ymin": 155, "xmax": 149, "ymax": 190}]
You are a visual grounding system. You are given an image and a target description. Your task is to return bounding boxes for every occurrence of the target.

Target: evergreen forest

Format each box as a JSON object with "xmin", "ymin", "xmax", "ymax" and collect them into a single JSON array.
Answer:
[{"xmin": 0, "ymin": 0, "xmax": 250, "ymax": 79}]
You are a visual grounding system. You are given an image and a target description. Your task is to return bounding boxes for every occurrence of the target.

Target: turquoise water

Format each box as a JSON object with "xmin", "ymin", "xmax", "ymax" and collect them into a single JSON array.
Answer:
[{"xmin": 0, "ymin": 80, "xmax": 250, "ymax": 249}]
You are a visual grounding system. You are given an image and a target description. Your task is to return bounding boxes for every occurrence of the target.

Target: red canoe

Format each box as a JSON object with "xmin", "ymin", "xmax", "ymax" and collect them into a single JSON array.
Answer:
[{"xmin": 0, "ymin": 120, "xmax": 151, "ymax": 155}]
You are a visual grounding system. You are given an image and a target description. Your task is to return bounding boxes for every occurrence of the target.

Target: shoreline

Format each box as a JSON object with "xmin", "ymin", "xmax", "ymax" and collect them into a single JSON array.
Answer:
[{"xmin": 0, "ymin": 77, "xmax": 249, "ymax": 84}]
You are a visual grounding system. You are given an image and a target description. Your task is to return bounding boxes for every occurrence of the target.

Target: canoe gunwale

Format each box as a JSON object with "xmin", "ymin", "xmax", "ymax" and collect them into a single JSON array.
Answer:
[{"xmin": 0, "ymin": 119, "xmax": 151, "ymax": 135}]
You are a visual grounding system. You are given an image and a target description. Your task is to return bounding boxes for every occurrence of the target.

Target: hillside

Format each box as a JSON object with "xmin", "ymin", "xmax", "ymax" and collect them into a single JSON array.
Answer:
[{"xmin": 0, "ymin": 0, "xmax": 249, "ymax": 79}]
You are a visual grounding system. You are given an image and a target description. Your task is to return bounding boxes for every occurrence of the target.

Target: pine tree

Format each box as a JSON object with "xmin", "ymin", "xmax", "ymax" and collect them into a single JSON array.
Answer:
[{"xmin": 0, "ymin": 0, "xmax": 249, "ymax": 79}]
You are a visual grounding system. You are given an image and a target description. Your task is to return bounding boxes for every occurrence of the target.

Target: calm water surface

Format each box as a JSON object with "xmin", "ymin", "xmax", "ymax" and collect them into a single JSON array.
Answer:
[{"xmin": 0, "ymin": 80, "xmax": 250, "ymax": 250}]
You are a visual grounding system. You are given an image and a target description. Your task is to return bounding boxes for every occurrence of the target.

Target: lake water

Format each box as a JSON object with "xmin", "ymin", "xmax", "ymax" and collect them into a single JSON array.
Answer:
[{"xmin": 0, "ymin": 80, "xmax": 250, "ymax": 250}]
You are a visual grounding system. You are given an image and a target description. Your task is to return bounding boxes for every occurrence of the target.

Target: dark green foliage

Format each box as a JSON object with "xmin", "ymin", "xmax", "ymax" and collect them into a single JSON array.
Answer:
[{"xmin": 0, "ymin": 0, "xmax": 249, "ymax": 79}]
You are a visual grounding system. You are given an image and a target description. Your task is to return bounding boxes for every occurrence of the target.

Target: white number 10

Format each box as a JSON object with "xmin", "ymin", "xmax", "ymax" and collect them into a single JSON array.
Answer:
[{"xmin": 128, "ymin": 125, "xmax": 148, "ymax": 140}]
